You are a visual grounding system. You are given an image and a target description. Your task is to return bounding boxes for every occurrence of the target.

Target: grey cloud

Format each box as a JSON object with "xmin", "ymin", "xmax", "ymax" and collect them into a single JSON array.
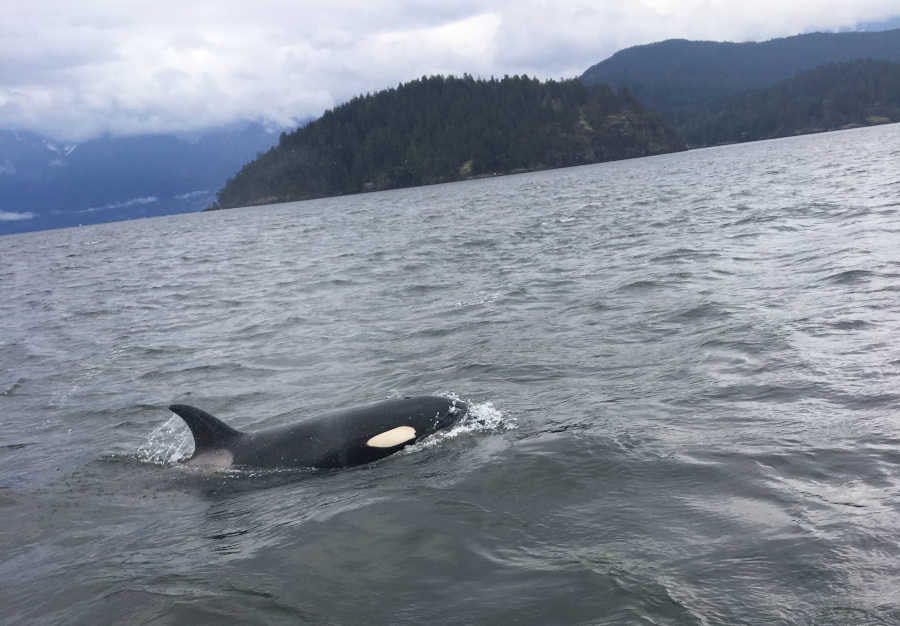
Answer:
[
  {"xmin": 174, "ymin": 190, "xmax": 210, "ymax": 200},
  {"xmin": 0, "ymin": 210, "xmax": 36, "ymax": 221},
  {"xmin": 0, "ymin": 1, "xmax": 897, "ymax": 141},
  {"xmin": 79, "ymin": 196, "xmax": 158, "ymax": 214}
]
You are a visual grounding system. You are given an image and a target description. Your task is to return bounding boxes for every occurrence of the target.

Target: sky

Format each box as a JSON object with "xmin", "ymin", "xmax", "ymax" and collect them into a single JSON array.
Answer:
[{"xmin": 1, "ymin": 0, "xmax": 898, "ymax": 141}]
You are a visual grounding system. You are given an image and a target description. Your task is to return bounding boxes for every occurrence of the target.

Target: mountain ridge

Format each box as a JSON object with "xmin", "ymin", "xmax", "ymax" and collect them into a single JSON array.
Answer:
[
  {"xmin": 0, "ymin": 122, "xmax": 283, "ymax": 235},
  {"xmin": 581, "ymin": 29, "xmax": 900, "ymax": 115}
]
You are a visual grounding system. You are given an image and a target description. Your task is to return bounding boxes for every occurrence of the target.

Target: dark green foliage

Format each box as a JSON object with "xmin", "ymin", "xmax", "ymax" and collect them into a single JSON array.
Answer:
[
  {"xmin": 215, "ymin": 75, "xmax": 683, "ymax": 209},
  {"xmin": 679, "ymin": 59, "xmax": 900, "ymax": 145},
  {"xmin": 581, "ymin": 29, "xmax": 900, "ymax": 115}
]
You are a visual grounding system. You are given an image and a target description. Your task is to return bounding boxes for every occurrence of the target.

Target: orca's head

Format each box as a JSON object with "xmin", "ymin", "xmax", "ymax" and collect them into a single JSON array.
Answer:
[
  {"xmin": 434, "ymin": 398, "xmax": 468, "ymax": 430},
  {"xmin": 365, "ymin": 397, "xmax": 470, "ymax": 451}
]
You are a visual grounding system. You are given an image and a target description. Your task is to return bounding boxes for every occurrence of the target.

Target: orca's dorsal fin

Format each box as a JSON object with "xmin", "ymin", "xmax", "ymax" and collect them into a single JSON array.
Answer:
[{"xmin": 169, "ymin": 404, "xmax": 242, "ymax": 452}]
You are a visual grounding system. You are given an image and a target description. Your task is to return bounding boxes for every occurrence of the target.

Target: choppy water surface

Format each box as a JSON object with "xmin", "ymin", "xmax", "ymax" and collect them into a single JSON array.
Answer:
[{"xmin": 2, "ymin": 124, "xmax": 900, "ymax": 625}]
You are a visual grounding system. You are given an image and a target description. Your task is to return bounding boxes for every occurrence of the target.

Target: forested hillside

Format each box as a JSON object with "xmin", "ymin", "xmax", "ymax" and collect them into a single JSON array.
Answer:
[
  {"xmin": 213, "ymin": 75, "xmax": 683, "ymax": 209},
  {"xmin": 580, "ymin": 29, "xmax": 900, "ymax": 116},
  {"xmin": 679, "ymin": 59, "xmax": 900, "ymax": 145}
]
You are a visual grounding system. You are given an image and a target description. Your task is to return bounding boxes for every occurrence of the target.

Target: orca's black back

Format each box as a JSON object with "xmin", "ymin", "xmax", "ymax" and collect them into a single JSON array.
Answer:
[{"xmin": 230, "ymin": 396, "xmax": 468, "ymax": 468}]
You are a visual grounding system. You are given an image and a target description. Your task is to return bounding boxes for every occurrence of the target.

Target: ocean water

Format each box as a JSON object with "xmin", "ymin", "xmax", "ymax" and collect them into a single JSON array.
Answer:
[{"xmin": 2, "ymin": 123, "xmax": 900, "ymax": 625}]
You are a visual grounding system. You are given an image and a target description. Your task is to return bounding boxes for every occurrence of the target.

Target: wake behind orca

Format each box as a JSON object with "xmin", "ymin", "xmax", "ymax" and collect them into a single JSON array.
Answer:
[{"xmin": 168, "ymin": 395, "xmax": 468, "ymax": 469}]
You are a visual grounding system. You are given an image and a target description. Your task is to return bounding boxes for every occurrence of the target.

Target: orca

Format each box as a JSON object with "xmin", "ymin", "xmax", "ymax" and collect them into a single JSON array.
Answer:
[{"xmin": 167, "ymin": 395, "xmax": 468, "ymax": 469}]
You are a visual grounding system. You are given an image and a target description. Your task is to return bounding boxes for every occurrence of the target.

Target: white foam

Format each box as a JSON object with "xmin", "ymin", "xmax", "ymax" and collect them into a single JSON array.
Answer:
[
  {"xmin": 407, "ymin": 395, "xmax": 515, "ymax": 452},
  {"xmin": 453, "ymin": 291, "xmax": 500, "ymax": 308},
  {"xmin": 136, "ymin": 416, "xmax": 194, "ymax": 465}
]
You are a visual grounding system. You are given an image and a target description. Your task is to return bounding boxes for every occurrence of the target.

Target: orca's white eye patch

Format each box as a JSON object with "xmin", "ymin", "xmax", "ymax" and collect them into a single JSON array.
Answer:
[{"xmin": 366, "ymin": 426, "xmax": 416, "ymax": 448}]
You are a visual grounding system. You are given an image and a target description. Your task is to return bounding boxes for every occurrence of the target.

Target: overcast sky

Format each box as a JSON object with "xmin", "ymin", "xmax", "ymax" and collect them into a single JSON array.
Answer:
[{"xmin": 2, "ymin": 0, "xmax": 898, "ymax": 141}]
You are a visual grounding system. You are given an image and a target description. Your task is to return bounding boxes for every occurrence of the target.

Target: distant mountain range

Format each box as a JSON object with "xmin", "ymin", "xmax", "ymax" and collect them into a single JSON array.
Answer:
[
  {"xmin": 0, "ymin": 123, "xmax": 282, "ymax": 235},
  {"xmin": 581, "ymin": 28, "xmax": 900, "ymax": 120}
]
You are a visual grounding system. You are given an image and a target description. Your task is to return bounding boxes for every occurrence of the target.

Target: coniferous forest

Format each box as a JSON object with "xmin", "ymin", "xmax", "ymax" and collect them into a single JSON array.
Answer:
[
  {"xmin": 676, "ymin": 60, "xmax": 900, "ymax": 146},
  {"xmin": 213, "ymin": 75, "xmax": 683, "ymax": 209}
]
